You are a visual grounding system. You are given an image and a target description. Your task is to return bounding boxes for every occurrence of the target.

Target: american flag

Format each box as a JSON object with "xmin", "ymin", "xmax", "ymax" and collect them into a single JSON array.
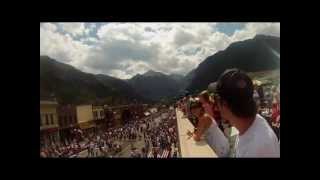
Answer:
[
  {"xmin": 147, "ymin": 149, "xmax": 170, "ymax": 158},
  {"xmin": 147, "ymin": 151, "xmax": 153, "ymax": 158}
]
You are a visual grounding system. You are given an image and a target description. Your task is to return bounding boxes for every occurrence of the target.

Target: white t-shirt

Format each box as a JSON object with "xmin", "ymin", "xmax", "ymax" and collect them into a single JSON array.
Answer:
[
  {"xmin": 205, "ymin": 123, "xmax": 230, "ymax": 157},
  {"xmin": 205, "ymin": 114, "xmax": 280, "ymax": 157},
  {"xmin": 234, "ymin": 114, "xmax": 280, "ymax": 157}
]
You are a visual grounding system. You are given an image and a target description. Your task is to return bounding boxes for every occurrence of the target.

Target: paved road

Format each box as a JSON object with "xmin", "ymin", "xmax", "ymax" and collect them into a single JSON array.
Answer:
[{"xmin": 117, "ymin": 138, "xmax": 145, "ymax": 157}]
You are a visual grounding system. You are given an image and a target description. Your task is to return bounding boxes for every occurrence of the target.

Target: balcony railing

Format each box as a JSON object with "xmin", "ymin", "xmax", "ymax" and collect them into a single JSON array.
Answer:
[{"xmin": 175, "ymin": 109, "xmax": 217, "ymax": 157}]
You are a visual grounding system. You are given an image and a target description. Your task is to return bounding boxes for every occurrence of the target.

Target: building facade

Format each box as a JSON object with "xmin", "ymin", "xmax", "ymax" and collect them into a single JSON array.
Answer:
[
  {"xmin": 57, "ymin": 105, "xmax": 78, "ymax": 142},
  {"xmin": 76, "ymin": 105, "xmax": 95, "ymax": 135},
  {"xmin": 106, "ymin": 104, "xmax": 147, "ymax": 127},
  {"xmin": 40, "ymin": 100, "xmax": 60, "ymax": 147},
  {"xmin": 103, "ymin": 106, "xmax": 114, "ymax": 129},
  {"xmin": 92, "ymin": 105, "xmax": 105, "ymax": 130}
]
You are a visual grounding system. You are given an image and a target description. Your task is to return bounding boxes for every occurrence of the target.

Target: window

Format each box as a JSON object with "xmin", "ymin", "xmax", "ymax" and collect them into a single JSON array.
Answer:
[
  {"xmin": 100, "ymin": 111, "xmax": 104, "ymax": 118},
  {"xmin": 45, "ymin": 114, "xmax": 49, "ymax": 125},
  {"xmin": 50, "ymin": 114, "xmax": 54, "ymax": 125},
  {"xmin": 69, "ymin": 116, "xmax": 72, "ymax": 124},
  {"xmin": 94, "ymin": 111, "xmax": 98, "ymax": 119}
]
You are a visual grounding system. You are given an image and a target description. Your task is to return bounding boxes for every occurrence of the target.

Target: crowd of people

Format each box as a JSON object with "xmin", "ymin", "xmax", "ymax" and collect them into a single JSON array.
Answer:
[
  {"xmin": 254, "ymin": 83, "xmax": 280, "ymax": 140},
  {"xmin": 40, "ymin": 128, "xmax": 125, "ymax": 158},
  {"xmin": 40, "ymin": 107, "xmax": 179, "ymax": 158},
  {"xmin": 143, "ymin": 110, "xmax": 179, "ymax": 158},
  {"xmin": 176, "ymin": 68, "xmax": 280, "ymax": 157}
]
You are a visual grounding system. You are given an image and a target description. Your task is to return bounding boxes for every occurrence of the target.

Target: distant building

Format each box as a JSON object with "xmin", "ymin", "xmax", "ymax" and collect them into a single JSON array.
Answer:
[
  {"xmin": 106, "ymin": 104, "xmax": 146, "ymax": 127},
  {"xmin": 92, "ymin": 105, "xmax": 105, "ymax": 129},
  {"xmin": 57, "ymin": 105, "xmax": 78, "ymax": 141},
  {"xmin": 103, "ymin": 107, "xmax": 114, "ymax": 128},
  {"xmin": 76, "ymin": 105, "xmax": 95, "ymax": 134},
  {"xmin": 40, "ymin": 100, "xmax": 60, "ymax": 147}
]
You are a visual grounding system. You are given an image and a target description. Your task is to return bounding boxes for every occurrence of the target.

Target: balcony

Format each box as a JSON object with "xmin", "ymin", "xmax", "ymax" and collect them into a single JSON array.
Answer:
[{"xmin": 175, "ymin": 109, "xmax": 217, "ymax": 157}]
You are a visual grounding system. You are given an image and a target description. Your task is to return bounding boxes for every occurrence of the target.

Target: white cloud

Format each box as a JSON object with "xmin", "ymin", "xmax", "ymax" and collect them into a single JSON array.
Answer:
[
  {"xmin": 231, "ymin": 23, "xmax": 280, "ymax": 42},
  {"xmin": 58, "ymin": 23, "xmax": 87, "ymax": 37},
  {"xmin": 40, "ymin": 23, "xmax": 91, "ymax": 68},
  {"xmin": 41, "ymin": 23, "xmax": 57, "ymax": 32},
  {"xmin": 80, "ymin": 37, "xmax": 98, "ymax": 44},
  {"xmin": 40, "ymin": 22, "xmax": 280, "ymax": 79},
  {"xmin": 109, "ymin": 69, "xmax": 132, "ymax": 79},
  {"xmin": 174, "ymin": 30, "xmax": 195, "ymax": 47}
]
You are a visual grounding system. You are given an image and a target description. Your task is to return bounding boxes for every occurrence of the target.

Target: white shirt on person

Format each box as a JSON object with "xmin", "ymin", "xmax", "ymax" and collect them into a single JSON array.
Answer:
[
  {"xmin": 205, "ymin": 114, "xmax": 280, "ymax": 157},
  {"xmin": 204, "ymin": 122, "xmax": 229, "ymax": 157},
  {"xmin": 234, "ymin": 114, "xmax": 280, "ymax": 157},
  {"xmin": 196, "ymin": 114, "xmax": 229, "ymax": 157}
]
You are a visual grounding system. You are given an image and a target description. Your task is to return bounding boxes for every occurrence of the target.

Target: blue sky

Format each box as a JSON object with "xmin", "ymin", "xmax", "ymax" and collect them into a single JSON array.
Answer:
[
  {"xmin": 216, "ymin": 23, "xmax": 245, "ymax": 36},
  {"xmin": 40, "ymin": 22, "xmax": 280, "ymax": 79}
]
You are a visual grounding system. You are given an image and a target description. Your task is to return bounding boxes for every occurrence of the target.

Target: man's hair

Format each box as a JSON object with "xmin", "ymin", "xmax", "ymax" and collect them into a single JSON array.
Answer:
[{"xmin": 216, "ymin": 68, "xmax": 257, "ymax": 119}]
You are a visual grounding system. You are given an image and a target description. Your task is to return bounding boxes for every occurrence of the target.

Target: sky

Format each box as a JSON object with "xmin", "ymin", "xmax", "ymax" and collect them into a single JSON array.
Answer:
[{"xmin": 40, "ymin": 22, "xmax": 280, "ymax": 79}]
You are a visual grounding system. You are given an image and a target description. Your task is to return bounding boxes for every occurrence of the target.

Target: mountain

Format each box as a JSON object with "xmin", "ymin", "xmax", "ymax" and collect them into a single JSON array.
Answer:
[
  {"xmin": 40, "ymin": 56, "xmax": 147, "ymax": 105},
  {"xmin": 40, "ymin": 35, "xmax": 279, "ymax": 104},
  {"xmin": 186, "ymin": 35, "xmax": 280, "ymax": 94},
  {"xmin": 181, "ymin": 69, "xmax": 195, "ymax": 90},
  {"xmin": 95, "ymin": 74, "xmax": 148, "ymax": 102},
  {"xmin": 143, "ymin": 70, "xmax": 166, "ymax": 77},
  {"xmin": 128, "ymin": 70, "xmax": 182, "ymax": 102},
  {"xmin": 169, "ymin": 73, "xmax": 184, "ymax": 82}
]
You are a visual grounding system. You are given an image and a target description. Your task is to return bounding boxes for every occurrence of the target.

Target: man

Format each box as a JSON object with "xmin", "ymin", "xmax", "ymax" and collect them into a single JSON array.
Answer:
[{"xmin": 206, "ymin": 68, "xmax": 280, "ymax": 157}]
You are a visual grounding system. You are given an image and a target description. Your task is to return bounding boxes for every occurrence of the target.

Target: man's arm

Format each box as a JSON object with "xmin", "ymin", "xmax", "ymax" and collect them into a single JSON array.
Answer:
[
  {"xmin": 192, "ymin": 116, "xmax": 211, "ymax": 141},
  {"xmin": 188, "ymin": 116, "xmax": 230, "ymax": 157},
  {"xmin": 203, "ymin": 116, "xmax": 230, "ymax": 157},
  {"xmin": 206, "ymin": 124, "xmax": 230, "ymax": 157}
]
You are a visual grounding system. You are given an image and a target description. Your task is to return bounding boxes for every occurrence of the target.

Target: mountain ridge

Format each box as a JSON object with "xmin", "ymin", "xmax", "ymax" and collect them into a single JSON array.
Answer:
[
  {"xmin": 40, "ymin": 34, "xmax": 280, "ymax": 103},
  {"xmin": 186, "ymin": 34, "xmax": 280, "ymax": 93}
]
